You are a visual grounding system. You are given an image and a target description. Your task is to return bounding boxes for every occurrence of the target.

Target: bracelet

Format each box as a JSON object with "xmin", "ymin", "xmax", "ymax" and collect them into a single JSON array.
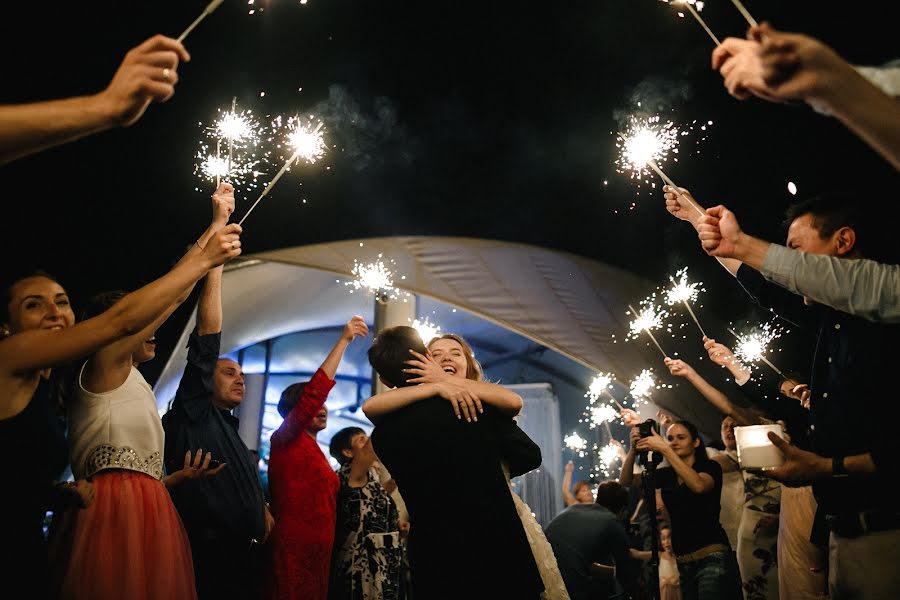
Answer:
[{"xmin": 195, "ymin": 239, "xmax": 205, "ymax": 251}]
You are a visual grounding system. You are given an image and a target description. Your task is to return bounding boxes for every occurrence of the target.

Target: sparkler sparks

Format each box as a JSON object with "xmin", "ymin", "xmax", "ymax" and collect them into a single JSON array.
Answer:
[
  {"xmin": 616, "ymin": 115, "xmax": 680, "ymax": 183},
  {"xmin": 728, "ymin": 325, "xmax": 784, "ymax": 376},
  {"xmin": 282, "ymin": 116, "xmax": 327, "ymax": 164},
  {"xmin": 589, "ymin": 404, "xmax": 619, "ymax": 429},
  {"xmin": 628, "ymin": 304, "xmax": 667, "ymax": 339},
  {"xmin": 665, "ymin": 267, "xmax": 707, "ymax": 337},
  {"xmin": 345, "ymin": 255, "xmax": 402, "ymax": 300},
  {"xmin": 410, "ymin": 317, "xmax": 442, "ymax": 345},
  {"xmin": 598, "ymin": 443, "xmax": 622, "ymax": 477},
  {"xmin": 585, "ymin": 373, "xmax": 614, "ymax": 402},
  {"xmin": 194, "ymin": 103, "xmax": 268, "ymax": 194},
  {"xmin": 564, "ymin": 433, "xmax": 588, "ymax": 453},
  {"xmin": 629, "ymin": 369, "xmax": 656, "ymax": 402}
]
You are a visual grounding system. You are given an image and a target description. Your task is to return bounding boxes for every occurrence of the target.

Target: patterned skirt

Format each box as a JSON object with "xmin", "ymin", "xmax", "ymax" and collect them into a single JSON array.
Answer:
[{"xmin": 49, "ymin": 469, "xmax": 197, "ymax": 600}]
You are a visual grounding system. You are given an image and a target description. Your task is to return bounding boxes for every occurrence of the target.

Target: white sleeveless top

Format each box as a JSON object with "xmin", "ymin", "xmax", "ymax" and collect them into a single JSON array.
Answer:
[{"xmin": 69, "ymin": 363, "xmax": 164, "ymax": 480}]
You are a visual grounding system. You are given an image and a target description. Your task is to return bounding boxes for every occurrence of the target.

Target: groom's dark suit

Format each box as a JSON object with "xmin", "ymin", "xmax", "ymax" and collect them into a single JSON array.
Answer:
[{"xmin": 370, "ymin": 397, "xmax": 545, "ymax": 600}]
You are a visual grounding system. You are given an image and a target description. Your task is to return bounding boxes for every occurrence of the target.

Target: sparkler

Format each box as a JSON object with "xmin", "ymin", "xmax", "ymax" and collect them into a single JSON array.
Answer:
[
  {"xmin": 177, "ymin": 0, "xmax": 225, "ymax": 43},
  {"xmin": 727, "ymin": 327, "xmax": 784, "ymax": 377},
  {"xmin": 564, "ymin": 432, "xmax": 588, "ymax": 453},
  {"xmin": 666, "ymin": 0, "xmax": 721, "ymax": 46},
  {"xmin": 585, "ymin": 372, "xmax": 626, "ymax": 411},
  {"xmin": 616, "ymin": 115, "xmax": 704, "ymax": 216},
  {"xmin": 629, "ymin": 369, "xmax": 656, "ymax": 403},
  {"xmin": 628, "ymin": 303, "xmax": 670, "ymax": 359},
  {"xmin": 194, "ymin": 102, "xmax": 266, "ymax": 192},
  {"xmin": 238, "ymin": 118, "xmax": 325, "ymax": 226},
  {"xmin": 344, "ymin": 254, "xmax": 402, "ymax": 300},
  {"xmin": 410, "ymin": 317, "xmax": 442, "ymax": 345},
  {"xmin": 729, "ymin": 0, "xmax": 758, "ymax": 28},
  {"xmin": 666, "ymin": 268, "xmax": 707, "ymax": 337},
  {"xmin": 598, "ymin": 443, "xmax": 622, "ymax": 477},
  {"xmin": 589, "ymin": 404, "xmax": 619, "ymax": 430}
]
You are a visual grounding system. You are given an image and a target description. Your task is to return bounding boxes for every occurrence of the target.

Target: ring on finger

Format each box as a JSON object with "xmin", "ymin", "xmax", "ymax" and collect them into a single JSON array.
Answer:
[{"xmin": 162, "ymin": 67, "xmax": 171, "ymax": 81}]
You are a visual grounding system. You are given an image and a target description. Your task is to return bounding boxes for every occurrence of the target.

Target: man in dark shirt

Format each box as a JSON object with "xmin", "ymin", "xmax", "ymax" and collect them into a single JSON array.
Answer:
[
  {"xmin": 367, "ymin": 326, "xmax": 544, "ymax": 600},
  {"xmin": 544, "ymin": 481, "xmax": 632, "ymax": 600},
  {"xmin": 694, "ymin": 194, "xmax": 900, "ymax": 598},
  {"xmin": 161, "ymin": 190, "xmax": 271, "ymax": 599}
]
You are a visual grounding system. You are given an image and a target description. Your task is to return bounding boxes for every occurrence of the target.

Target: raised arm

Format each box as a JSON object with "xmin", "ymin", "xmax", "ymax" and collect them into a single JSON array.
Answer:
[
  {"xmin": 562, "ymin": 460, "xmax": 577, "ymax": 506},
  {"xmin": 665, "ymin": 357, "xmax": 756, "ymax": 426},
  {"xmin": 619, "ymin": 426, "xmax": 643, "ymax": 489},
  {"xmin": 663, "ymin": 186, "xmax": 742, "ymax": 276},
  {"xmin": 637, "ymin": 430, "xmax": 713, "ymax": 495},
  {"xmin": 0, "ymin": 35, "xmax": 190, "ymax": 165},
  {"xmin": 0, "ymin": 224, "xmax": 241, "ymax": 382}
]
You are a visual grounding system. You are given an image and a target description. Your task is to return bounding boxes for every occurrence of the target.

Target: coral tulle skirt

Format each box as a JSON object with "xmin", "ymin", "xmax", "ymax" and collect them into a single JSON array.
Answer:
[{"xmin": 49, "ymin": 469, "xmax": 197, "ymax": 600}]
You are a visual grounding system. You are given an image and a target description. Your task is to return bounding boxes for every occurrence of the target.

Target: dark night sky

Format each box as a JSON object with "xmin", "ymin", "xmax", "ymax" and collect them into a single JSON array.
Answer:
[{"xmin": 2, "ymin": 1, "xmax": 897, "ymax": 384}]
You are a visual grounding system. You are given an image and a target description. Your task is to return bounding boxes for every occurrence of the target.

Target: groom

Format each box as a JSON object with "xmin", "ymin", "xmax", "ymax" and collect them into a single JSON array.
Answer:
[{"xmin": 367, "ymin": 326, "xmax": 545, "ymax": 600}]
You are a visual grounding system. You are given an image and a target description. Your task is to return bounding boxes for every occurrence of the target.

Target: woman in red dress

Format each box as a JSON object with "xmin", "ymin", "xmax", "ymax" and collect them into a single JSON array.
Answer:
[{"xmin": 266, "ymin": 316, "xmax": 369, "ymax": 600}]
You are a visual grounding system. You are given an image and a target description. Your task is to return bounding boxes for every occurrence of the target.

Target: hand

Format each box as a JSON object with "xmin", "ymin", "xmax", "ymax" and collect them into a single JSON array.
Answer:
[
  {"xmin": 635, "ymin": 428, "xmax": 668, "ymax": 455},
  {"xmin": 565, "ymin": 459, "xmax": 574, "ymax": 474},
  {"xmin": 629, "ymin": 425, "xmax": 642, "ymax": 448},
  {"xmin": 263, "ymin": 504, "xmax": 275, "ymax": 543},
  {"xmin": 697, "ymin": 205, "xmax": 744, "ymax": 258},
  {"xmin": 201, "ymin": 223, "xmax": 242, "ymax": 267},
  {"xmin": 620, "ymin": 408, "xmax": 641, "ymax": 426},
  {"xmin": 656, "ymin": 410, "xmax": 674, "ymax": 430},
  {"xmin": 96, "ymin": 35, "xmax": 191, "ymax": 127},
  {"xmin": 712, "ymin": 37, "xmax": 780, "ymax": 101},
  {"xmin": 664, "ymin": 357, "xmax": 695, "ymax": 378},
  {"xmin": 748, "ymin": 432, "xmax": 828, "ymax": 486},
  {"xmin": 60, "ymin": 479, "xmax": 96, "ymax": 509},
  {"xmin": 211, "ymin": 182, "xmax": 235, "ymax": 227},
  {"xmin": 398, "ymin": 520, "xmax": 410, "ymax": 539},
  {"xmin": 663, "ymin": 185, "xmax": 702, "ymax": 225},
  {"xmin": 703, "ymin": 337, "xmax": 736, "ymax": 367},
  {"xmin": 165, "ymin": 449, "xmax": 227, "ymax": 487},
  {"xmin": 433, "ymin": 379, "xmax": 482, "ymax": 422},
  {"xmin": 403, "ymin": 349, "xmax": 451, "ymax": 385},
  {"xmin": 341, "ymin": 315, "xmax": 369, "ymax": 343},
  {"xmin": 751, "ymin": 22, "xmax": 857, "ymax": 107}
]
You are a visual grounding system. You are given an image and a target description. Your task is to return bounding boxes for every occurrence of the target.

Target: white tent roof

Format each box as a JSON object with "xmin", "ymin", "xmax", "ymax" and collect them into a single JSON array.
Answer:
[{"xmin": 154, "ymin": 236, "xmax": 724, "ymax": 433}]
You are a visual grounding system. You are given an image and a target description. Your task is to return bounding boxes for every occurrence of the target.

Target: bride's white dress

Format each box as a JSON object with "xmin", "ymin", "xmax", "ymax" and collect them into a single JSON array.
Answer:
[{"xmin": 504, "ymin": 464, "xmax": 570, "ymax": 600}]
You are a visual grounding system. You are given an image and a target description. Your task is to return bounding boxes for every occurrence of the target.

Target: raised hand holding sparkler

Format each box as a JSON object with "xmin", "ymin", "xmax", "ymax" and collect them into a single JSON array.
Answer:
[{"xmin": 728, "ymin": 326, "xmax": 785, "ymax": 377}]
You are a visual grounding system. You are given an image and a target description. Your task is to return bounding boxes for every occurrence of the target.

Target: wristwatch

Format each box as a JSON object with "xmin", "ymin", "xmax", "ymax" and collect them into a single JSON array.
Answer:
[{"xmin": 832, "ymin": 455, "xmax": 848, "ymax": 478}]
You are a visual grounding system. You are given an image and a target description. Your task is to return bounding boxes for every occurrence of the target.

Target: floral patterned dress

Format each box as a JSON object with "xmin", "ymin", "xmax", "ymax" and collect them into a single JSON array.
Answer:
[
  {"xmin": 737, "ymin": 458, "xmax": 781, "ymax": 600},
  {"xmin": 330, "ymin": 463, "xmax": 404, "ymax": 600}
]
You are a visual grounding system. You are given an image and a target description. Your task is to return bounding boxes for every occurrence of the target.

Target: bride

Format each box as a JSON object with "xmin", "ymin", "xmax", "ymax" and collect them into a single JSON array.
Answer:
[{"xmin": 362, "ymin": 333, "xmax": 569, "ymax": 600}]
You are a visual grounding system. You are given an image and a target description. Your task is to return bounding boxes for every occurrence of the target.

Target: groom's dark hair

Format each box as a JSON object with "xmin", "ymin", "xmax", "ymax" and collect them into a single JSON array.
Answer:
[
  {"xmin": 368, "ymin": 326, "xmax": 428, "ymax": 388},
  {"xmin": 595, "ymin": 481, "xmax": 629, "ymax": 515}
]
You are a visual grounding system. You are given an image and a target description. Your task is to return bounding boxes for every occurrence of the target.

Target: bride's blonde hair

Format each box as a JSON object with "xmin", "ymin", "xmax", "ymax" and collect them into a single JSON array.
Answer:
[{"xmin": 427, "ymin": 333, "xmax": 483, "ymax": 382}]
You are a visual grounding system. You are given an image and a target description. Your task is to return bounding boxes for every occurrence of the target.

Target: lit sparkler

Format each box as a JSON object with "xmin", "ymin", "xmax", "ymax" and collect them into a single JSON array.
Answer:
[
  {"xmin": 616, "ymin": 115, "xmax": 704, "ymax": 215},
  {"xmin": 177, "ymin": 0, "xmax": 225, "ymax": 43},
  {"xmin": 589, "ymin": 404, "xmax": 619, "ymax": 429},
  {"xmin": 728, "ymin": 326, "xmax": 785, "ymax": 377},
  {"xmin": 663, "ymin": 0, "xmax": 721, "ymax": 46},
  {"xmin": 344, "ymin": 254, "xmax": 402, "ymax": 300},
  {"xmin": 628, "ymin": 303, "xmax": 670, "ymax": 359},
  {"xmin": 665, "ymin": 267, "xmax": 707, "ymax": 337},
  {"xmin": 237, "ymin": 117, "xmax": 326, "ymax": 226},
  {"xmin": 585, "ymin": 372, "xmax": 625, "ymax": 411},
  {"xmin": 598, "ymin": 443, "xmax": 622, "ymax": 477},
  {"xmin": 629, "ymin": 369, "xmax": 656, "ymax": 402},
  {"xmin": 410, "ymin": 317, "xmax": 442, "ymax": 345},
  {"xmin": 564, "ymin": 432, "xmax": 588, "ymax": 453},
  {"xmin": 194, "ymin": 102, "xmax": 267, "ymax": 192}
]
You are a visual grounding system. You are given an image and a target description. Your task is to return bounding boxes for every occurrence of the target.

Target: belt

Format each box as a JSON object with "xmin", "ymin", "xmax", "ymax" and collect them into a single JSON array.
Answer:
[
  {"xmin": 826, "ymin": 510, "xmax": 900, "ymax": 538},
  {"xmin": 675, "ymin": 543, "xmax": 729, "ymax": 564}
]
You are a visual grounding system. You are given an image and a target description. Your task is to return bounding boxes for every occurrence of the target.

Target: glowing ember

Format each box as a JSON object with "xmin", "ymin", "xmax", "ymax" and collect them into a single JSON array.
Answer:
[
  {"xmin": 284, "ymin": 117, "xmax": 326, "ymax": 164},
  {"xmin": 628, "ymin": 303, "xmax": 668, "ymax": 340},
  {"xmin": 788, "ymin": 181, "xmax": 798, "ymax": 195},
  {"xmin": 598, "ymin": 443, "xmax": 622, "ymax": 476},
  {"xmin": 193, "ymin": 103, "xmax": 268, "ymax": 194},
  {"xmin": 410, "ymin": 317, "xmax": 441, "ymax": 345},
  {"xmin": 731, "ymin": 324, "xmax": 781, "ymax": 367},
  {"xmin": 665, "ymin": 267, "xmax": 702, "ymax": 305},
  {"xmin": 585, "ymin": 372, "xmax": 615, "ymax": 402},
  {"xmin": 198, "ymin": 154, "xmax": 229, "ymax": 180},
  {"xmin": 564, "ymin": 433, "xmax": 588, "ymax": 452},
  {"xmin": 629, "ymin": 369, "xmax": 656, "ymax": 400}
]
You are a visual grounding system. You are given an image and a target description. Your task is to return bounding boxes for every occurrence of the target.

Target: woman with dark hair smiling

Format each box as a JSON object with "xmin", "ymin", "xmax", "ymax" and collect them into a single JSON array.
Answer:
[{"xmin": 620, "ymin": 419, "xmax": 742, "ymax": 600}]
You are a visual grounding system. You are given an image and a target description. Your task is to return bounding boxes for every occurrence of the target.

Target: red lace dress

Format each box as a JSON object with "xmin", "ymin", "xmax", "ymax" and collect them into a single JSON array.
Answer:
[{"xmin": 266, "ymin": 368, "xmax": 338, "ymax": 600}]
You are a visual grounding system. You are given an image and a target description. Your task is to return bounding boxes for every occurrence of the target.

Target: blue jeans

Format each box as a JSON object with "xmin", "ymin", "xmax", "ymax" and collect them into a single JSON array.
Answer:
[{"xmin": 677, "ymin": 550, "xmax": 743, "ymax": 600}]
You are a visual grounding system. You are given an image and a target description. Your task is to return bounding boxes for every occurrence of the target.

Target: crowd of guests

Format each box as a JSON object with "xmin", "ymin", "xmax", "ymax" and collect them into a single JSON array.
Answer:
[{"xmin": 1, "ymin": 15, "xmax": 899, "ymax": 600}]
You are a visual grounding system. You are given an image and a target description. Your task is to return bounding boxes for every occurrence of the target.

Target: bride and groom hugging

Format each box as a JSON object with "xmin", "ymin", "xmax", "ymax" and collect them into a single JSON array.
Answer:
[{"xmin": 366, "ymin": 326, "xmax": 548, "ymax": 600}]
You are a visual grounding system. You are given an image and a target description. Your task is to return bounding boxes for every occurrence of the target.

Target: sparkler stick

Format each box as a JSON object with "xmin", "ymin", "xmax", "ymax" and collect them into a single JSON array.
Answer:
[
  {"xmin": 602, "ymin": 420, "xmax": 614, "ymax": 439},
  {"xmin": 668, "ymin": 275, "xmax": 707, "ymax": 337},
  {"xmin": 603, "ymin": 389, "xmax": 626, "ymax": 412},
  {"xmin": 238, "ymin": 121, "xmax": 324, "ymax": 226},
  {"xmin": 647, "ymin": 160, "xmax": 705, "ymax": 217},
  {"xmin": 177, "ymin": 0, "xmax": 225, "ymax": 44},
  {"xmin": 729, "ymin": 0, "xmax": 758, "ymax": 28},
  {"xmin": 727, "ymin": 327, "xmax": 785, "ymax": 377},
  {"xmin": 681, "ymin": 1, "xmax": 721, "ymax": 46},
  {"xmin": 628, "ymin": 304, "xmax": 669, "ymax": 359},
  {"xmin": 227, "ymin": 97, "xmax": 237, "ymax": 176},
  {"xmin": 215, "ymin": 138, "xmax": 222, "ymax": 188}
]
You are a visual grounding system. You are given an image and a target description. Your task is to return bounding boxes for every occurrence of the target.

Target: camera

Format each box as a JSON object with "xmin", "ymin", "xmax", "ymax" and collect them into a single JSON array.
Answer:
[{"xmin": 638, "ymin": 418, "xmax": 658, "ymax": 439}]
